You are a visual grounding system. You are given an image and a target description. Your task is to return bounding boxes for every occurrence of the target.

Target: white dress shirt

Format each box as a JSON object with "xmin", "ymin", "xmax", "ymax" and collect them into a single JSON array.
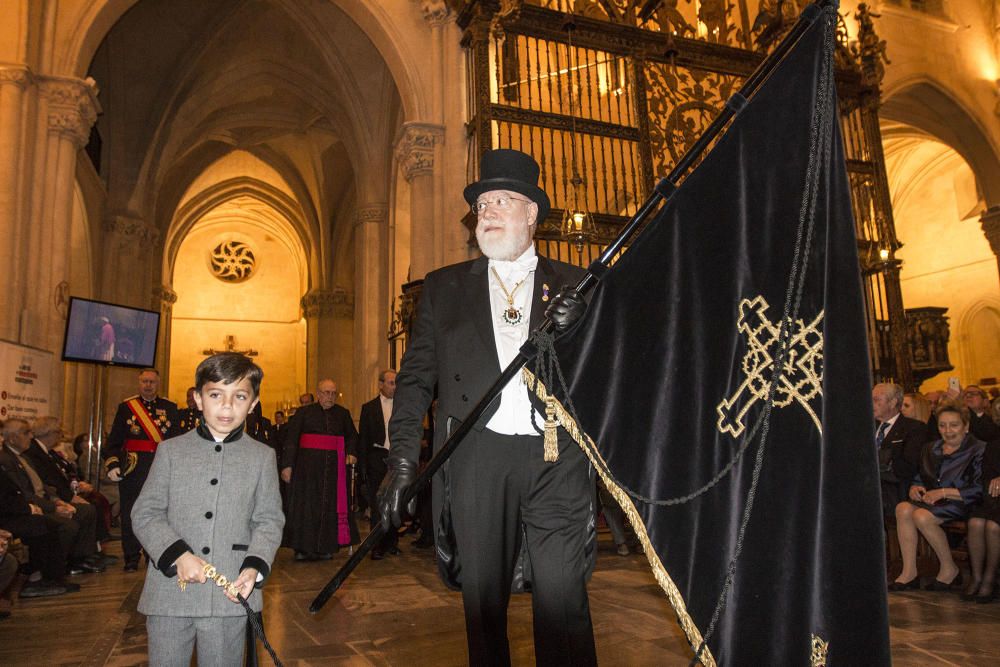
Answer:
[
  {"xmin": 379, "ymin": 394, "xmax": 393, "ymax": 450},
  {"xmin": 485, "ymin": 246, "xmax": 543, "ymax": 435}
]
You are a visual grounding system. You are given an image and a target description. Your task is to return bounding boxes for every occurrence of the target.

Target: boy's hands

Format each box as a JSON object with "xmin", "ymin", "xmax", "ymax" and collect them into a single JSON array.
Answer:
[
  {"xmin": 226, "ymin": 567, "xmax": 259, "ymax": 603},
  {"xmin": 175, "ymin": 552, "xmax": 209, "ymax": 585}
]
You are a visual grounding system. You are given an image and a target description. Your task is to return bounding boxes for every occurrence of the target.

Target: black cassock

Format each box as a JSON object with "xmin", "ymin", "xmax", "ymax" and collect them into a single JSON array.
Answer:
[{"xmin": 282, "ymin": 402, "xmax": 359, "ymax": 552}]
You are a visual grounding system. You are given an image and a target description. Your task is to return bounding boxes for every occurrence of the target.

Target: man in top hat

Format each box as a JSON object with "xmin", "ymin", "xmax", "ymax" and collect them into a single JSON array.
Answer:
[{"xmin": 379, "ymin": 148, "xmax": 595, "ymax": 665}]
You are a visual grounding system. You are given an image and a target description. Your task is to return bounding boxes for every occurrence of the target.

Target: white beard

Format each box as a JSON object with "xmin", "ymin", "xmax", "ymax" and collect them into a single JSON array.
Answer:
[{"xmin": 476, "ymin": 222, "xmax": 533, "ymax": 261}]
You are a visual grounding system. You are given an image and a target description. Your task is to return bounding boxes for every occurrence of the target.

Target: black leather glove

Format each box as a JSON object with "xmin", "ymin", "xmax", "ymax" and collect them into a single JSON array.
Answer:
[
  {"xmin": 377, "ymin": 456, "xmax": 418, "ymax": 528},
  {"xmin": 545, "ymin": 286, "xmax": 586, "ymax": 332}
]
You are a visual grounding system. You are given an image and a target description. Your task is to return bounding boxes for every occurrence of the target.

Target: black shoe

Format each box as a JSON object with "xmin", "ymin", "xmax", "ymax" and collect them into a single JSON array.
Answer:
[
  {"xmin": 975, "ymin": 583, "xmax": 998, "ymax": 604},
  {"xmin": 412, "ymin": 536, "xmax": 433, "ymax": 549},
  {"xmin": 387, "ymin": 546, "xmax": 401, "ymax": 556},
  {"xmin": 294, "ymin": 551, "xmax": 311, "ymax": 562},
  {"xmin": 371, "ymin": 550, "xmax": 385, "ymax": 561},
  {"xmin": 68, "ymin": 560, "xmax": 104, "ymax": 575},
  {"xmin": 97, "ymin": 553, "xmax": 120, "ymax": 566},
  {"xmin": 925, "ymin": 572, "xmax": 962, "ymax": 591},
  {"xmin": 314, "ymin": 553, "xmax": 333, "ymax": 561},
  {"xmin": 961, "ymin": 581, "xmax": 981, "ymax": 601},
  {"xmin": 19, "ymin": 580, "xmax": 69, "ymax": 598},
  {"xmin": 123, "ymin": 559, "xmax": 140, "ymax": 572},
  {"xmin": 58, "ymin": 581, "xmax": 81, "ymax": 593},
  {"xmin": 888, "ymin": 577, "xmax": 920, "ymax": 591}
]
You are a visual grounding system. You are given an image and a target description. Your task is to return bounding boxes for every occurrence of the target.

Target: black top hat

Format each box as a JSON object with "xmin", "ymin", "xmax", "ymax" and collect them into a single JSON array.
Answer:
[{"xmin": 464, "ymin": 149, "xmax": 550, "ymax": 223}]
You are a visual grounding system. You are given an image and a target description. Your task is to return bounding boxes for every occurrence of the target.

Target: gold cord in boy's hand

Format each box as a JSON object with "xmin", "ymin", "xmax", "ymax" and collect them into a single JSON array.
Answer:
[{"xmin": 177, "ymin": 563, "xmax": 239, "ymax": 598}]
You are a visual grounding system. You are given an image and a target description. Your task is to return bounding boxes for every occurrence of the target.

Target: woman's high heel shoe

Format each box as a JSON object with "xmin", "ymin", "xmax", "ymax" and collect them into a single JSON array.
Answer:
[{"xmin": 888, "ymin": 576, "xmax": 920, "ymax": 592}]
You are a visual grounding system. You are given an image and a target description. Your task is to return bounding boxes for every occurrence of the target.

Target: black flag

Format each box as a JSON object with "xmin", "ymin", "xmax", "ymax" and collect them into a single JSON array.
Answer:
[{"xmin": 528, "ymin": 6, "xmax": 890, "ymax": 665}]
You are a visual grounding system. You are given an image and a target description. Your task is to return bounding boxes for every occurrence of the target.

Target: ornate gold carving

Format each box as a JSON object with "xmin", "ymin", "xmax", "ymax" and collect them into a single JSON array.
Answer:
[
  {"xmin": 301, "ymin": 288, "xmax": 354, "ymax": 319},
  {"xmin": 40, "ymin": 76, "xmax": 101, "ymax": 147},
  {"xmin": 395, "ymin": 123, "xmax": 444, "ymax": 181},
  {"xmin": 209, "ymin": 240, "xmax": 256, "ymax": 283},
  {"xmin": 810, "ymin": 634, "xmax": 829, "ymax": 667},
  {"xmin": 645, "ymin": 62, "xmax": 743, "ymax": 177},
  {"xmin": 716, "ymin": 296, "xmax": 824, "ymax": 438},
  {"xmin": 851, "ymin": 3, "xmax": 890, "ymax": 87}
]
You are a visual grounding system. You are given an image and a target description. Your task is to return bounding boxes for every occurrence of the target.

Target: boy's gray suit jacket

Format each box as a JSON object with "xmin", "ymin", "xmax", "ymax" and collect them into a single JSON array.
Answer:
[{"xmin": 132, "ymin": 428, "xmax": 284, "ymax": 616}]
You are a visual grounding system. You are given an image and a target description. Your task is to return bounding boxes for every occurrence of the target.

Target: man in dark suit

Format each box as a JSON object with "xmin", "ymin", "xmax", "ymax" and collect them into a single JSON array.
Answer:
[
  {"xmin": 379, "ymin": 149, "xmax": 594, "ymax": 666},
  {"xmin": 0, "ymin": 419, "xmax": 104, "ymax": 575},
  {"xmin": 963, "ymin": 385, "xmax": 1000, "ymax": 442},
  {"xmin": 873, "ymin": 382, "xmax": 929, "ymax": 516},
  {"xmin": 358, "ymin": 369, "xmax": 398, "ymax": 559},
  {"xmin": 23, "ymin": 416, "xmax": 114, "ymax": 558},
  {"xmin": 0, "ymin": 451, "xmax": 75, "ymax": 598}
]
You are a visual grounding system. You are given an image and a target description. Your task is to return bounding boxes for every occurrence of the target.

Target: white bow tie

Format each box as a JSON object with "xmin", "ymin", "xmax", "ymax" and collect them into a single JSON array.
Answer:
[{"xmin": 490, "ymin": 255, "xmax": 538, "ymax": 281}]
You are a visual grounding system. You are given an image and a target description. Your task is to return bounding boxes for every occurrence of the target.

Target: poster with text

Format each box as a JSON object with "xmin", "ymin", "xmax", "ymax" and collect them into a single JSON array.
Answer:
[{"xmin": 0, "ymin": 340, "xmax": 53, "ymax": 422}]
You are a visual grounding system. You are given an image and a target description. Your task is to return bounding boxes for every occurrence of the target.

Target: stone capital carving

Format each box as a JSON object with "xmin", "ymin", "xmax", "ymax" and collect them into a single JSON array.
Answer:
[
  {"xmin": 0, "ymin": 65, "xmax": 32, "ymax": 89},
  {"xmin": 301, "ymin": 288, "xmax": 354, "ymax": 320},
  {"xmin": 152, "ymin": 284, "xmax": 178, "ymax": 306},
  {"xmin": 414, "ymin": 0, "xmax": 452, "ymax": 25},
  {"xmin": 105, "ymin": 214, "xmax": 160, "ymax": 246},
  {"xmin": 980, "ymin": 206, "xmax": 1000, "ymax": 258},
  {"xmin": 40, "ymin": 76, "xmax": 101, "ymax": 148},
  {"xmin": 395, "ymin": 122, "xmax": 445, "ymax": 182},
  {"xmin": 356, "ymin": 205, "xmax": 389, "ymax": 227}
]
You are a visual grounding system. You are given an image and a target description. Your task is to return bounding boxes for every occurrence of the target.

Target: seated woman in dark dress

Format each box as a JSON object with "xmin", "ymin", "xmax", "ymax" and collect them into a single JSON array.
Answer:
[
  {"xmin": 891, "ymin": 400, "xmax": 985, "ymax": 591},
  {"xmin": 963, "ymin": 438, "xmax": 1000, "ymax": 602}
]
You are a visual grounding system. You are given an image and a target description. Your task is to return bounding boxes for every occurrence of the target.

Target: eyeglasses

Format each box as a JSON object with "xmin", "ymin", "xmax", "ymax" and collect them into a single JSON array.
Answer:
[{"xmin": 472, "ymin": 195, "xmax": 533, "ymax": 215}]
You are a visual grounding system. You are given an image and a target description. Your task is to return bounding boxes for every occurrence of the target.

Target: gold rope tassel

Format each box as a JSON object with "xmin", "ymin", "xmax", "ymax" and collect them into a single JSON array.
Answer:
[{"xmin": 543, "ymin": 395, "xmax": 559, "ymax": 462}]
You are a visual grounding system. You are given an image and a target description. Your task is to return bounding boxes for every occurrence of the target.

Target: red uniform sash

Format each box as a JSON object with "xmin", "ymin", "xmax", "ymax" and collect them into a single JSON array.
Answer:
[
  {"xmin": 125, "ymin": 439, "xmax": 157, "ymax": 453},
  {"xmin": 125, "ymin": 398, "xmax": 166, "ymax": 443},
  {"xmin": 298, "ymin": 433, "xmax": 350, "ymax": 545}
]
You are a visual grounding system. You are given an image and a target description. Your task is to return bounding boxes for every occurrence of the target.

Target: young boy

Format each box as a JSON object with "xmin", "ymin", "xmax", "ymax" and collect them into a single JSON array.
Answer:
[{"xmin": 132, "ymin": 353, "xmax": 284, "ymax": 666}]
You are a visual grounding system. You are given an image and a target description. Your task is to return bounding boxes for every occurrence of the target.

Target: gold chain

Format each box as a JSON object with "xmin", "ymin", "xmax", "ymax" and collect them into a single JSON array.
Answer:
[{"xmin": 490, "ymin": 266, "xmax": 526, "ymax": 308}]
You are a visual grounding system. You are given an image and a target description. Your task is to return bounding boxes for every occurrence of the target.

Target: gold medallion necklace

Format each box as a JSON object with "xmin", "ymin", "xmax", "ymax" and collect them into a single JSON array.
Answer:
[{"xmin": 491, "ymin": 266, "xmax": 527, "ymax": 325}]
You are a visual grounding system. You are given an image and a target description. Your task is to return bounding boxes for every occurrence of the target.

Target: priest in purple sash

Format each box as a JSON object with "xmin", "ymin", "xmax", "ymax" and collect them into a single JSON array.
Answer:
[{"xmin": 281, "ymin": 379, "xmax": 359, "ymax": 560}]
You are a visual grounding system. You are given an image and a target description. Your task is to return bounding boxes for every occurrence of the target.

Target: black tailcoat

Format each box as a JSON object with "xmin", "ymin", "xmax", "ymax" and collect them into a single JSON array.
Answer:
[{"xmin": 388, "ymin": 254, "xmax": 590, "ymax": 589}]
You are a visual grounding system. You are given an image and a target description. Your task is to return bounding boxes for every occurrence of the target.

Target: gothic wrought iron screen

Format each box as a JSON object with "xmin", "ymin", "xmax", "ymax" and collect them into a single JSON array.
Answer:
[{"xmin": 457, "ymin": 0, "xmax": 911, "ymax": 386}]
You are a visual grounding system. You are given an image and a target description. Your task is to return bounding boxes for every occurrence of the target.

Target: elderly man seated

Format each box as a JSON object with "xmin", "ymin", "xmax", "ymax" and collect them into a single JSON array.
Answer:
[{"xmin": 0, "ymin": 419, "xmax": 105, "ymax": 577}]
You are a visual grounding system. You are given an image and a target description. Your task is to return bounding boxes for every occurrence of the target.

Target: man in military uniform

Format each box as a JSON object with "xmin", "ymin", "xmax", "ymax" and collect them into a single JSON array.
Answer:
[
  {"xmin": 104, "ymin": 368, "xmax": 180, "ymax": 571},
  {"xmin": 281, "ymin": 379, "xmax": 358, "ymax": 560},
  {"xmin": 176, "ymin": 386, "xmax": 201, "ymax": 434}
]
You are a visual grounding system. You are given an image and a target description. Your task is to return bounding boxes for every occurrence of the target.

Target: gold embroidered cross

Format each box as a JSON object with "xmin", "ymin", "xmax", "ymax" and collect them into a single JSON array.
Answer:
[{"xmin": 715, "ymin": 296, "xmax": 824, "ymax": 438}]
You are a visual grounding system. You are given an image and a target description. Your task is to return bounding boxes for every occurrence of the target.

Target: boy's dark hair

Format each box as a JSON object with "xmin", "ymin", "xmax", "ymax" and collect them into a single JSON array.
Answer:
[{"xmin": 195, "ymin": 353, "xmax": 263, "ymax": 396}]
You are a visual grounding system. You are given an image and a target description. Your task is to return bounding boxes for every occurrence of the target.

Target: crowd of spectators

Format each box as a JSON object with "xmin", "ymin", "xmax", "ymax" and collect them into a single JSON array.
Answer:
[
  {"xmin": 880, "ymin": 382, "xmax": 1000, "ymax": 602},
  {"xmin": 0, "ymin": 417, "xmax": 118, "ymax": 619}
]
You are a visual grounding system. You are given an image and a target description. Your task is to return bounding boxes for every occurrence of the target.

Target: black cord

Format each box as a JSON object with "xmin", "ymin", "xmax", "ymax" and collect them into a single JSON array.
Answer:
[{"xmin": 238, "ymin": 593, "xmax": 283, "ymax": 667}]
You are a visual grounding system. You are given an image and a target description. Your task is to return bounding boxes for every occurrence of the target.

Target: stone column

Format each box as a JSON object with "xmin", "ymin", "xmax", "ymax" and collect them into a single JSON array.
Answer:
[
  {"xmin": 0, "ymin": 66, "xmax": 31, "ymax": 341},
  {"xmin": 395, "ymin": 122, "xmax": 445, "ymax": 279},
  {"xmin": 20, "ymin": 77, "xmax": 99, "ymax": 419},
  {"xmin": 354, "ymin": 205, "xmax": 389, "ymax": 402},
  {"xmin": 980, "ymin": 206, "xmax": 1000, "ymax": 285},
  {"xmin": 152, "ymin": 285, "xmax": 178, "ymax": 392},
  {"xmin": 302, "ymin": 288, "xmax": 355, "ymax": 408},
  {"xmin": 25, "ymin": 78, "xmax": 100, "ymax": 352}
]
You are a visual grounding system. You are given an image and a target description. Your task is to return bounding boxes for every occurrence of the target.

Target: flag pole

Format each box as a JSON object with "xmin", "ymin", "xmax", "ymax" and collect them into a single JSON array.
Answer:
[{"xmin": 309, "ymin": 0, "xmax": 831, "ymax": 614}]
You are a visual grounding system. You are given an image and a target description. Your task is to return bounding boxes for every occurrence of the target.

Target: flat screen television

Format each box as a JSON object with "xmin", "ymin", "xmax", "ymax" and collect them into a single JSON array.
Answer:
[{"xmin": 61, "ymin": 297, "xmax": 160, "ymax": 368}]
